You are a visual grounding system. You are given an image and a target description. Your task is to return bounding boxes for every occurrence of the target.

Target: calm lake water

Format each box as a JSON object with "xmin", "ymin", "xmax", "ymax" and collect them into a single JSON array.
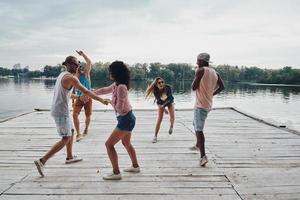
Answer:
[{"xmin": 1, "ymin": 77, "xmax": 300, "ymax": 131}]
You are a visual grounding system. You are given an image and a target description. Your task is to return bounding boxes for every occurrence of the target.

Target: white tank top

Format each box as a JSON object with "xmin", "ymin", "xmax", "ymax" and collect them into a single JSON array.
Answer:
[{"xmin": 51, "ymin": 72, "xmax": 73, "ymax": 117}]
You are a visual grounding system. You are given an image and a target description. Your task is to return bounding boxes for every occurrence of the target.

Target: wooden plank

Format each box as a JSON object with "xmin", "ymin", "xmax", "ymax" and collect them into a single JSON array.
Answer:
[
  {"xmin": 1, "ymin": 109, "xmax": 300, "ymax": 199},
  {"xmin": 0, "ymin": 194, "xmax": 241, "ymax": 200}
]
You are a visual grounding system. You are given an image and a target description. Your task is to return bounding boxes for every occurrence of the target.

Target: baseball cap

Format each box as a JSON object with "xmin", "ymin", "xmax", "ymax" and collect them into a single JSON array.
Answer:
[{"xmin": 197, "ymin": 53, "xmax": 211, "ymax": 63}]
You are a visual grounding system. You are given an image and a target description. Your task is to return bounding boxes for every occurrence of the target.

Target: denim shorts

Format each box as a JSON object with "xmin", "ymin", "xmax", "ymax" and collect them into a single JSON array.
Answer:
[
  {"xmin": 53, "ymin": 116, "xmax": 73, "ymax": 137},
  {"xmin": 193, "ymin": 108, "xmax": 208, "ymax": 132},
  {"xmin": 116, "ymin": 111, "xmax": 136, "ymax": 132}
]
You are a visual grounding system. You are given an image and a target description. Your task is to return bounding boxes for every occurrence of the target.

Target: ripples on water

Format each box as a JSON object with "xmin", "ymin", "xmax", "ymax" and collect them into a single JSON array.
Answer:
[{"xmin": 0, "ymin": 78, "xmax": 300, "ymax": 131}]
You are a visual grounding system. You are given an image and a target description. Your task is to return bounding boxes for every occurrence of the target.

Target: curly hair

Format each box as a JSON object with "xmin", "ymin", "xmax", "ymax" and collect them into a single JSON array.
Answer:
[{"xmin": 109, "ymin": 61, "xmax": 130, "ymax": 89}]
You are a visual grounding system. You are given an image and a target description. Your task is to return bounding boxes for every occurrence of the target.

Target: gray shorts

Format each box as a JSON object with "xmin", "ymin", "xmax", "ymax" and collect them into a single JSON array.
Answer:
[
  {"xmin": 53, "ymin": 116, "xmax": 73, "ymax": 137},
  {"xmin": 193, "ymin": 108, "xmax": 208, "ymax": 132}
]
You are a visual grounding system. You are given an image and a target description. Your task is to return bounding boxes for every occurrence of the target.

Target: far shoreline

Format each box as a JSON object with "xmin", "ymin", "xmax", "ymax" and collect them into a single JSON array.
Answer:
[{"xmin": 1, "ymin": 76, "xmax": 300, "ymax": 87}]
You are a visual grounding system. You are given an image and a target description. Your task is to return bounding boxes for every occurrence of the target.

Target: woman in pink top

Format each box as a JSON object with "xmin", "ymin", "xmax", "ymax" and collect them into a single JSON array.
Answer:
[{"xmin": 94, "ymin": 61, "xmax": 140, "ymax": 180}]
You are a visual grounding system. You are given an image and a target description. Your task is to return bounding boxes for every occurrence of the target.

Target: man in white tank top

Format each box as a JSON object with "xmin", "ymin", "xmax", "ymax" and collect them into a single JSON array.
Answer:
[
  {"xmin": 191, "ymin": 53, "xmax": 225, "ymax": 166},
  {"xmin": 34, "ymin": 55, "xmax": 110, "ymax": 177}
]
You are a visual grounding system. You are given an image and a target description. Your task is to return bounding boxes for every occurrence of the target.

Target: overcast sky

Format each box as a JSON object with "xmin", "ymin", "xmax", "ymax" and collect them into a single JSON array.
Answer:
[{"xmin": 0, "ymin": 0, "xmax": 299, "ymax": 70}]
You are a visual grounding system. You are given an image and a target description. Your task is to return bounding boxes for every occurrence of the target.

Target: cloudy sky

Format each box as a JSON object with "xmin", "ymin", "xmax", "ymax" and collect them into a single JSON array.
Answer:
[{"xmin": 0, "ymin": 0, "xmax": 299, "ymax": 70}]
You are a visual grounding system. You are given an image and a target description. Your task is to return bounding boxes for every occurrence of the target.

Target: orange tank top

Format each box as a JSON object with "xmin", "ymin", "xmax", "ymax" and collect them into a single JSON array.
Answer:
[{"xmin": 194, "ymin": 67, "xmax": 218, "ymax": 111}]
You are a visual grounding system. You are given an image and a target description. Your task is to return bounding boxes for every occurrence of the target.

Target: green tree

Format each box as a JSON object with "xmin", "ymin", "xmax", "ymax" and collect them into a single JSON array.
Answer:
[
  {"xmin": 43, "ymin": 65, "xmax": 63, "ymax": 77},
  {"xmin": 0, "ymin": 67, "xmax": 12, "ymax": 76},
  {"xmin": 149, "ymin": 63, "xmax": 162, "ymax": 79},
  {"xmin": 160, "ymin": 68, "xmax": 175, "ymax": 81}
]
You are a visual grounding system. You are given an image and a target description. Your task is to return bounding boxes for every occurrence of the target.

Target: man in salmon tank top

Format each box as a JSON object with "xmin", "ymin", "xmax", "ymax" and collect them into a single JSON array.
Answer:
[
  {"xmin": 34, "ymin": 55, "xmax": 110, "ymax": 177},
  {"xmin": 191, "ymin": 53, "xmax": 225, "ymax": 167}
]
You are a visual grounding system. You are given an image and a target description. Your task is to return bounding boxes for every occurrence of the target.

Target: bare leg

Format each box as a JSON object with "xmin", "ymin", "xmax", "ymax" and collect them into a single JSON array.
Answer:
[
  {"xmin": 83, "ymin": 115, "xmax": 91, "ymax": 135},
  {"xmin": 154, "ymin": 106, "xmax": 164, "ymax": 137},
  {"xmin": 122, "ymin": 134, "xmax": 139, "ymax": 168},
  {"xmin": 83, "ymin": 100, "xmax": 92, "ymax": 135},
  {"xmin": 168, "ymin": 104, "xmax": 175, "ymax": 129},
  {"xmin": 196, "ymin": 131, "xmax": 205, "ymax": 158},
  {"xmin": 73, "ymin": 112, "xmax": 80, "ymax": 137},
  {"xmin": 66, "ymin": 134, "xmax": 74, "ymax": 159},
  {"xmin": 41, "ymin": 137, "xmax": 69, "ymax": 164},
  {"xmin": 105, "ymin": 129, "xmax": 128, "ymax": 174}
]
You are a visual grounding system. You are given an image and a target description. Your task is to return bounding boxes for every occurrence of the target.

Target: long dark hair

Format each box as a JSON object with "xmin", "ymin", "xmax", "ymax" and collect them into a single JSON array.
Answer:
[{"xmin": 109, "ymin": 61, "xmax": 130, "ymax": 89}]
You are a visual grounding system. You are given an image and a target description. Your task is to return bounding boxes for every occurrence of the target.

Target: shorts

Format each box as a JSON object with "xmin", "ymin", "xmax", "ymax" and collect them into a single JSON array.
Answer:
[
  {"xmin": 157, "ymin": 101, "xmax": 174, "ymax": 108},
  {"xmin": 116, "ymin": 111, "xmax": 136, "ymax": 132},
  {"xmin": 73, "ymin": 98, "xmax": 92, "ymax": 116},
  {"xmin": 53, "ymin": 116, "xmax": 73, "ymax": 137},
  {"xmin": 193, "ymin": 107, "xmax": 208, "ymax": 132}
]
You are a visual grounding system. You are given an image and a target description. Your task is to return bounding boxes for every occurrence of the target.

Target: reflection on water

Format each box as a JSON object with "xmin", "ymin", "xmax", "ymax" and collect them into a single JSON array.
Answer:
[
  {"xmin": 0, "ymin": 77, "xmax": 300, "ymax": 131},
  {"xmin": 225, "ymin": 83, "xmax": 300, "ymax": 100}
]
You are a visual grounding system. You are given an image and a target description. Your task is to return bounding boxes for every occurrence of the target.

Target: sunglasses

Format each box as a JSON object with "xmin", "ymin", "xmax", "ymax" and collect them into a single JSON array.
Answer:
[
  {"xmin": 70, "ymin": 61, "xmax": 81, "ymax": 67},
  {"xmin": 157, "ymin": 81, "xmax": 164, "ymax": 85}
]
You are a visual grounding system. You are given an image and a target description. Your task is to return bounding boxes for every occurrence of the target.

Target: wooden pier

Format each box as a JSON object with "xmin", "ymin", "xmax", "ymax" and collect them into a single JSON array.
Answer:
[{"xmin": 0, "ymin": 108, "xmax": 300, "ymax": 199}]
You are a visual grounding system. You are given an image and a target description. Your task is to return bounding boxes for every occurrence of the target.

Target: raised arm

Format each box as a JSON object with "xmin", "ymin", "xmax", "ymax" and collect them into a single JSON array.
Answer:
[
  {"xmin": 76, "ymin": 50, "xmax": 92, "ymax": 78},
  {"xmin": 192, "ymin": 68, "xmax": 204, "ymax": 91},
  {"xmin": 213, "ymin": 73, "xmax": 225, "ymax": 96}
]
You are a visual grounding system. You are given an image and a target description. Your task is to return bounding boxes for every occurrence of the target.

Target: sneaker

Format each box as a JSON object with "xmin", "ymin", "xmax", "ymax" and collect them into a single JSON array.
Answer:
[
  {"xmin": 189, "ymin": 145, "xmax": 199, "ymax": 151},
  {"xmin": 65, "ymin": 155, "xmax": 83, "ymax": 164},
  {"xmin": 76, "ymin": 134, "xmax": 81, "ymax": 142},
  {"xmin": 200, "ymin": 155, "xmax": 208, "ymax": 167},
  {"xmin": 34, "ymin": 159, "xmax": 45, "ymax": 177},
  {"xmin": 103, "ymin": 172, "xmax": 122, "ymax": 180},
  {"xmin": 168, "ymin": 127, "xmax": 173, "ymax": 135},
  {"xmin": 152, "ymin": 136, "xmax": 157, "ymax": 143},
  {"xmin": 123, "ymin": 166, "xmax": 140, "ymax": 173}
]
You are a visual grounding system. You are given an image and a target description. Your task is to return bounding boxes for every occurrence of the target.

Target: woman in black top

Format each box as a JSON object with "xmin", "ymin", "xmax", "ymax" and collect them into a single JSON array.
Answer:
[{"xmin": 145, "ymin": 77, "xmax": 175, "ymax": 143}]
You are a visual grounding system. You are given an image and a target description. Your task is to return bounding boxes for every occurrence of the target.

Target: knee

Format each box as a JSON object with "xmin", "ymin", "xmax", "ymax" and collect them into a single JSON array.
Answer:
[
  {"xmin": 196, "ymin": 132, "xmax": 205, "ymax": 140},
  {"xmin": 196, "ymin": 131, "xmax": 204, "ymax": 136},
  {"xmin": 61, "ymin": 136, "xmax": 70, "ymax": 144},
  {"xmin": 170, "ymin": 116, "xmax": 175, "ymax": 121},
  {"xmin": 122, "ymin": 140, "xmax": 130, "ymax": 148},
  {"xmin": 105, "ymin": 141, "xmax": 113, "ymax": 149}
]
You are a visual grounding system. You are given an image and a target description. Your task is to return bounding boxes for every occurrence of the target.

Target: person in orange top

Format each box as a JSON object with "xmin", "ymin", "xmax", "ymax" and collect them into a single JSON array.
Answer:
[{"xmin": 192, "ymin": 53, "xmax": 224, "ymax": 166}]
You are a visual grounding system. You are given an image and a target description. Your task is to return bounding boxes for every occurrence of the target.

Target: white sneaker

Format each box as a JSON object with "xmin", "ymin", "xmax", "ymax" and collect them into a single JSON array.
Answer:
[
  {"xmin": 189, "ymin": 145, "xmax": 199, "ymax": 151},
  {"xmin": 65, "ymin": 155, "xmax": 83, "ymax": 164},
  {"xmin": 123, "ymin": 166, "xmax": 140, "ymax": 173},
  {"xmin": 34, "ymin": 159, "xmax": 45, "ymax": 177},
  {"xmin": 103, "ymin": 172, "xmax": 122, "ymax": 180},
  {"xmin": 168, "ymin": 127, "xmax": 173, "ymax": 135},
  {"xmin": 152, "ymin": 136, "xmax": 157, "ymax": 143},
  {"xmin": 200, "ymin": 155, "xmax": 208, "ymax": 167}
]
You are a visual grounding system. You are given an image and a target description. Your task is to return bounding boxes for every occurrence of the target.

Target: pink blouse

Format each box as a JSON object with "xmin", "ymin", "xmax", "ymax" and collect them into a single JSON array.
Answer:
[{"xmin": 94, "ymin": 83, "xmax": 132, "ymax": 116}]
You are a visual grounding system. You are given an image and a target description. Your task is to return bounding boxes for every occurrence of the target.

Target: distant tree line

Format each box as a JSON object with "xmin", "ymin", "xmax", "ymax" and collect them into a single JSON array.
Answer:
[
  {"xmin": 1, "ymin": 63, "xmax": 299, "ymax": 84},
  {"xmin": 215, "ymin": 65, "xmax": 300, "ymax": 84}
]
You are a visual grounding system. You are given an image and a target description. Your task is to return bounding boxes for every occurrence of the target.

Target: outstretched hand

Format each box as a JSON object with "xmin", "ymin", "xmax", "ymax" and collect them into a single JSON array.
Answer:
[
  {"xmin": 76, "ymin": 50, "xmax": 84, "ymax": 56},
  {"xmin": 101, "ymin": 98, "xmax": 111, "ymax": 105}
]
